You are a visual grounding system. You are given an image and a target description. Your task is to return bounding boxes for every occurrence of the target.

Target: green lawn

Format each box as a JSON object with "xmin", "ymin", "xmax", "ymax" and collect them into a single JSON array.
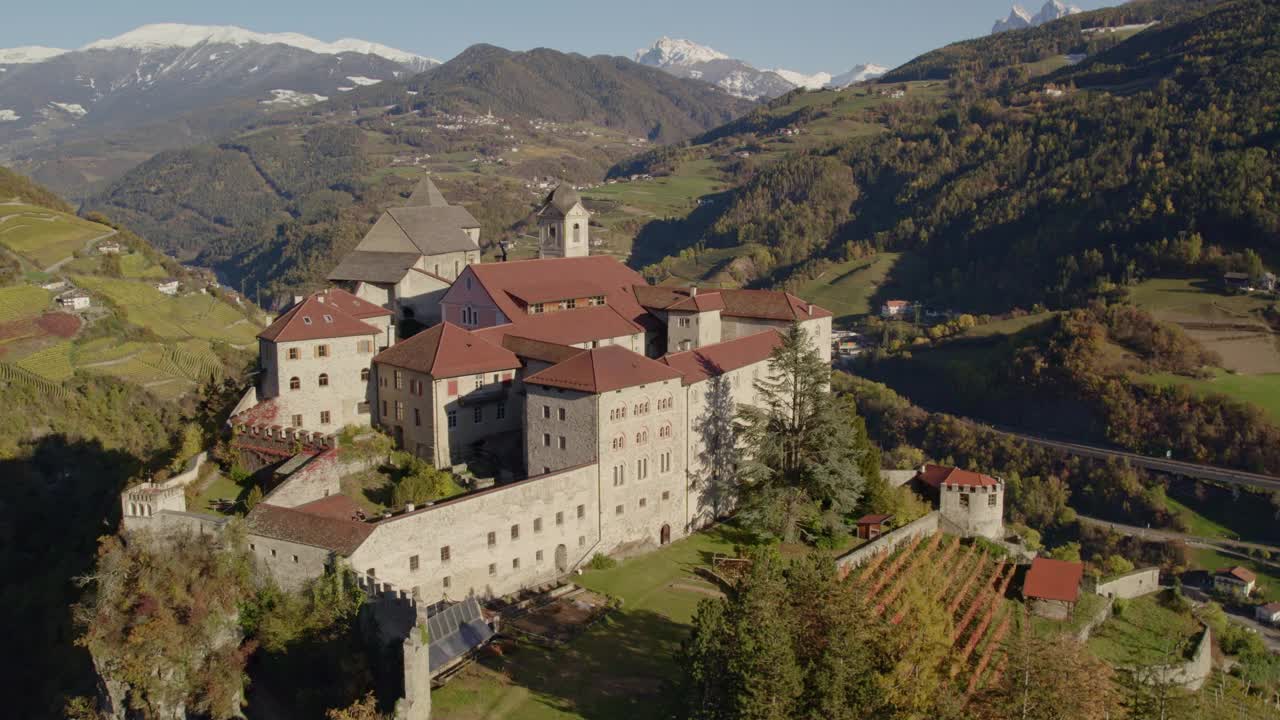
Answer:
[
  {"xmin": 585, "ymin": 158, "xmax": 724, "ymax": 218},
  {"xmin": 963, "ymin": 312, "xmax": 1057, "ymax": 338},
  {"xmin": 1138, "ymin": 369, "xmax": 1280, "ymax": 425},
  {"xmin": 1128, "ymin": 277, "xmax": 1272, "ymax": 321},
  {"xmin": 189, "ymin": 471, "xmax": 244, "ymax": 516},
  {"xmin": 1163, "ymin": 495, "xmax": 1244, "ymax": 541},
  {"xmin": 0, "ymin": 204, "xmax": 110, "ymax": 267},
  {"xmin": 0, "ymin": 285, "xmax": 52, "ymax": 322},
  {"xmin": 1088, "ymin": 592, "xmax": 1201, "ymax": 666},
  {"xmin": 797, "ymin": 253, "xmax": 902, "ymax": 321},
  {"xmin": 1192, "ymin": 548, "xmax": 1280, "ymax": 602},
  {"xmin": 431, "ymin": 527, "xmax": 743, "ymax": 719}
]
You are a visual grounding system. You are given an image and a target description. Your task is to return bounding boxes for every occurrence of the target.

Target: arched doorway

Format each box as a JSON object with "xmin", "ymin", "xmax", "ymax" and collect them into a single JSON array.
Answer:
[
  {"xmin": 554, "ymin": 544, "xmax": 568, "ymax": 573},
  {"xmin": 660, "ymin": 524, "xmax": 671, "ymax": 546}
]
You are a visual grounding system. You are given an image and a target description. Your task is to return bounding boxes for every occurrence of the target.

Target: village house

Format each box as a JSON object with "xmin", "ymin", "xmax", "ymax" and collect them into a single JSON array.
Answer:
[
  {"xmin": 58, "ymin": 292, "xmax": 90, "ymax": 310},
  {"xmin": 881, "ymin": 299, "xmax": 912, "ymax": 318},
  {"xmin": 156, "ymin": 280, "xmax": 180, "ymax": 296},
  {"xmin": 97, "ymin": 240, "xmax": 122, "ymax": 254},
  {"xmin": 1023, "ymin": 556, "xmax": 1084, "ymax": 620},
  {"xmin": 1213, "ymin": 566, "xmax": 1257, "ymax": 597},
  {"xmin": 1255, "ymin": 601, "xmax": 1280, "ymax": 625}
]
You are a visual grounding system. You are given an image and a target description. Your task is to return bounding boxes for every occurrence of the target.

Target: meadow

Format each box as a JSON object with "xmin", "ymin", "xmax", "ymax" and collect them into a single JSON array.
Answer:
[
  {"xmin": 71, "ymin": 275, "xmax": 259, "ymax": 345},
  {"xmin": 797, "ymin": 252, "xmax": 902, "ymax": 321},
  {"xmin": 0, "ymin": 203, "xmax": 111, "ymax": 268},
  {"xmin": 0, "ymin": 285, "xmax": 52, "ymax": 322}
]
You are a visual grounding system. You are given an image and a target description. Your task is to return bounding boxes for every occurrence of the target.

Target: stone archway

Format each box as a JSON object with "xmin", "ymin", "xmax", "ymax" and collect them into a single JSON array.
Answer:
[
  {"xmin": 555, "ymin": 543, "xmax": 568, "ymax": 573},
  {"xmin": 660, "ymin": 523, "xmax": 671, "ymax": 546}
]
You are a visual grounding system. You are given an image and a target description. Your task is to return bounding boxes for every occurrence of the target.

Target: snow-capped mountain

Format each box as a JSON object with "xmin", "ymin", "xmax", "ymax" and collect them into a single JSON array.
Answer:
[
  {"xmin": 634, "ymin": 37, "xmax": 884, "ymax": 100},
  {"xmin": 0, "ymin": 23, "xmax": 440, "ymax": 168},
  {"xmin": 992, "ymin": 1, "xmax": 1083, "ymax": 33}
]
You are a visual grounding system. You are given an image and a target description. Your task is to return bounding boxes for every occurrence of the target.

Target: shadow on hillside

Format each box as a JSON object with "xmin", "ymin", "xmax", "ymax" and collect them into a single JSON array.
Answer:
[
  {"xmin": 626, "ymin": 191, "xmax": 734, "ymax": 272},
  {"xmin": 479, "ymin": 607, "xmax": 687, "ymax": 719},
  {"xmin": 0, "ymin": 435, "xmax": 144, "ymax": 717}
]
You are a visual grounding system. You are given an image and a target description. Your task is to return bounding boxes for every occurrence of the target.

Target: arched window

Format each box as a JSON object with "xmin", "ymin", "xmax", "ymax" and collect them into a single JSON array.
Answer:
[
  {"xmin": 360, "ymin": 368, "xmax": 370, "ymax": 382},
  {"xmin": 659, "ymin": 423, "xmax": 672, "ymax": 439},
  {"xmin": 635, "ymin": 428, "xmax": 649, "ymax": 445},
  {"xmin": 610, "ymin": 405, "xmax": 627, "ymax": 421},
  {"xmin": 289, "ymin": 377, "xmax": 300, "ymax": 391},
  {"xmin": 318, "ymin": 373, "xmax": 329, "ymax": 387},
  {"xmin": 573, "ymin": 223, "xmax": 581, "ymax": 244},
  {"xmin": 611, "ymin": 434, "xmax": 626, "ymax": 450}
]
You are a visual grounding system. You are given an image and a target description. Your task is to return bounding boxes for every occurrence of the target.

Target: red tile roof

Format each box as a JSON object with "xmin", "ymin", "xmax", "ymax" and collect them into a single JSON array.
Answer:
[
  {"xmin": 1219, "ymin": 566, "xmax": 1258, "ymax": 584},
  {"xmin": 915, "ymin": 463, "xmax": 1000, "ymax": 489},
  {"xmin": 524, "ymin": 345, "xmax": 683, "ymax": 393},
  {"xmin": 259, "ymin": 293, "xmax": 383, "ymax": 343},
  {"xmin": 1023, "ymin": 557, "xmax": 1084, "ymax": 603},
  {"xmin": 315, "ymin": 287, "xmax": 393, "ymax": 319},
  {"xmin": 292, "ymin": 493, "xmax": 368, "ymax": 521},
  {"xmin": 855, "ymin": 514, "xmax": 893, "ymax": 525},
  {"xmin": 245, "ymin": 500, "xmax": 374, "ymax": 556},
  {"xmin": 464, "ymin": 256, "xmax": 650, "ymax": 329},
  {"xmin": 374, "ymin": 321, "xmax": 519, "ymax": 378},
  {"xmin": 498, "ymin": 334, "xmax": 583, "ymax": 364},
  {"xmin": 475, "ymin": 305, "xmax": 643, "ymax": 347},
  {"xmin": 660, "ymin": 330, "xmax": 783, "ymax": 385},
  {"xmin": 633, "ymin": 285, "xmax": 831, "ymax": 321},
  {"xmin": 1259, "ymin": 601, "xmax": 1280, "ymax": 614}
]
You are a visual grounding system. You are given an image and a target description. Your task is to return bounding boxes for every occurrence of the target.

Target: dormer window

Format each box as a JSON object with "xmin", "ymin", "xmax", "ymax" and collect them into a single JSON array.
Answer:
[
  {"xmin": 323, "ymin": 314, "xmax": 333, "ymax": 323},
  {"xmin": 588, "ymin": 296, "xmax": 605, "ymax": 307},
  {"xmin": 303, "ymin": 316, "xmax": 313, "ymax": 325},
  {"xmin": 529, "ymin": 303, "xmax": 544, "ymax": 315}
]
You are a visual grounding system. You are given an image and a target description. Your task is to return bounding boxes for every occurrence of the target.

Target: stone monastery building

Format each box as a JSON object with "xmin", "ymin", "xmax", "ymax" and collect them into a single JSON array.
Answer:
[{"xmin": 209, "ymin": 179, "xmax": 834, "ymax": 601}]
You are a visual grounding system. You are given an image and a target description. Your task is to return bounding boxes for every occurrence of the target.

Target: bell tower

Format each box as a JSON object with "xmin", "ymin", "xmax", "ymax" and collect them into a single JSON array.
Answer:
[{"xmin": 536, "ymin": 183, "xmax": 589, "ymax": 259}]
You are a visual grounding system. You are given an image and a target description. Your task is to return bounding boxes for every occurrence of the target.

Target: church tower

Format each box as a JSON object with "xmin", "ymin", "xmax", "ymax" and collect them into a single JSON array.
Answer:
[{"xmin": 536, "ymin": 183, "xmax": 589, "ymax": 259}]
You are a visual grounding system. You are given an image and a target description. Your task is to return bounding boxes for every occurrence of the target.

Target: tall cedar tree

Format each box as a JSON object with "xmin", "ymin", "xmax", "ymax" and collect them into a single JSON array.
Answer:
[{"xmin": 736, "ymin": 323, "xmax": 866, "ymax": 541}]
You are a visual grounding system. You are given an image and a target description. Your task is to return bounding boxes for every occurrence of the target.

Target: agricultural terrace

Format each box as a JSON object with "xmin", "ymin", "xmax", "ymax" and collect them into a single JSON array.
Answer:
[
  {"xmin": 0, "ymin": 203, "xmax": 112, "ymax": 268},
  {"xmin": 1087, "ymin": 592, "xmax": 1203, "ymax": 666},
  {"xmin": 797, "ymin": 253, "xmax": 902, "ymax": 321},
  {"xmin": 845, "ymin": 532, "xmax": 1016, "ymax": 697},
  {"xmin": 71, "ymin": 275, "xmax": 259, "ymax": 345},
  {"xmin": 0, "ymin": 285, "xmax": 51, "ymax": 322}
]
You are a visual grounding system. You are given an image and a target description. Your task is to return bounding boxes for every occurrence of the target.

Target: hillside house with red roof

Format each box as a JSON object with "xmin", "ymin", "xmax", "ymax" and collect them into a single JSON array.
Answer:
[
  {"xmin": 1213, "ymin": 566, "xmax": 1257, "ymax": 597},
  {"xmin": 912, "ymin": 463, "xmax": 1005, "ymax": 540},
  {"xmin": 1023, "ymin": 557, "xmax": 1085, "ymax": 620}
]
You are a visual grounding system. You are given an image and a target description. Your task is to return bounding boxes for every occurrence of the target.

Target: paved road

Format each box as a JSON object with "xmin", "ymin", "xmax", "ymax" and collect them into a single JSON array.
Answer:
[
  {"xmin": 991, "ymin": 426, "xmax": 1280, "ymax": 492},
  {"xmin": 1078, "ymin": 516, "xmax": 1280, "ymax": 555}
]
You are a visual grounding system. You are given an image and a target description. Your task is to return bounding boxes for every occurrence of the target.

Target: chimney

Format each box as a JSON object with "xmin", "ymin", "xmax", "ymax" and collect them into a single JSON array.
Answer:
[
  {"xmin": 690, "ymin": 286, "xmax": 698, "ymax": 297},
  {"xmin": 292, "ymin": 294, "xmax": 303, "ymax": 306},
  {"xmin": 807, "ymin": 303, "xmax": 813, "ymax": 316},
  {"xmin": 317, "ymin": 295, "xmax": 325, "ymax": 304}
]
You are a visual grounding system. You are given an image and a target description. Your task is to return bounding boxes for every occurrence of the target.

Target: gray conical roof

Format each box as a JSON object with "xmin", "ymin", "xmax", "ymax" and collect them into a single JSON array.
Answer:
[
  {"xmin": 408, "ymin": 176, "xmax": 449, "ymax": 207},
  {"xmin": 539, "ymin": 183, "xmax": 581, "ymax": 217}
]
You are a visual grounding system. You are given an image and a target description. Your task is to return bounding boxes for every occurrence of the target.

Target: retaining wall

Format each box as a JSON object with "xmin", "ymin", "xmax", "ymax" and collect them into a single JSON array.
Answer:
[
  {"xmin": 1090, "ymin": 567, "xmax": 1161, "ymax": 600},
  {"xmin": 835, "ymin": 511, "xmax": 940, "ymax": 572},
  {"xmin": 1138, "ymin": 626, "xmax": 1213, "ymax": 691}
]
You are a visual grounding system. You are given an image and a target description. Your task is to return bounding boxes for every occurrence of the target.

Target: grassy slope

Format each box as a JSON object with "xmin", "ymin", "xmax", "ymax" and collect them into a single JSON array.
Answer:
[
  {"xmin": 1087, "ymin": 593, "xmax": 1201, "ymax": 666},
  {"xmin": 0, "ymin": 203, "xmax": 111, "ymax": 268},
  {"xmin": 797, "ymin": 253, "xmax": 902, "ymax": 322},
  {"xmin": 1139, "ymin": 369, "xmax": 1280, "ymax": 425}
]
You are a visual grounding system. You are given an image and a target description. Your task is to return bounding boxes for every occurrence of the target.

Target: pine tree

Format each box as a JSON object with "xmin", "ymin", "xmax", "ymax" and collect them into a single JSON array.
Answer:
[
  {"xmin": 736, "ymin": 322, "xmax": 867, "ymax": 542},
  {"xmin": 979, "ymin": 617, "xmax": 1121, "ymax": 720}
]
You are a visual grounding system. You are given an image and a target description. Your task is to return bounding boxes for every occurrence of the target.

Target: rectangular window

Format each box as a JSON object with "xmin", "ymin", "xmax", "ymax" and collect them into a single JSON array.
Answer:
[
  {"xmin": 487, "ymin": 531, "xmax": 496, "ymax": 547},
  {"xmin": 320, "ymin": 410, "xmax": 331, "ymax": 425},
  {"xmin": 615, "ymin": 505, "xmax": 624, "ymax": 516},
  {"xmin": 960, "ymin": 493, "xmax": 970, "ymax": 508},
  {"xmin": 409, "ymin": 555, "xmax": 419, "ymax": 571},
  {"xmin": 488, "ymin": 563, "xmax": 497, "ymax": 576},
  {"xmin": 292, "ymin": 414, "xmax": 303, "ymax": 428},
  {"xmin": 534, "ymin": 518, "xmax": 543, "ymax": 533},
  {"xmin": 440, "ymin": 546, "xmax": 451, "ymax": 563},
  {"xmin": 316, "ymin": 344, "xmax": 330, "ymax": 358},
  {"xmin": 443, "ymin": 576, "xmax": 451, "ymax": 589},
  {"xmin": 512, "ymin": 558, "xmax": 520, "ymax": 570},
  {"xmin": 358, "ymin": 339, "xmax": 373, "ymax": 353},
  {"xmin": 447, "ymin": 380, "xmax": 458, "ymax": 396},
  {"xmin": 558, "ymin": 407, "xmax": 566, "ymax": 421},
  {"xmin": 287, "ymin": 347, "xmax": 300, "ymax": 360},
  {"xmin": 395, "ymin": 401, "xmax": 404, "ymax": 421},
  {"xmin": 988, "ymin": 494, "xmax": 997, "ymax": 508},
  {"xmin": 542, "ymin": 405, "xmax": 551, "ymax": 419},
  {"xmin": 543, "ymin": 433, "xmax": 552, "ymax": 447},
  {"xmin": 447, "ymin": 410, "xmax": 457, "ymax": 428},
  {"xmin": 497, "ymin": 404, "xmax": 506, "ymax": 420},
  {"xmin": 678, "ymin": 317, "xmax": 692, "ymax": 328},
  {"xmin": 530, "ymin": 303, "xmax": 544, "ymax": 315},
  {"xmin": 381, "ymin": 401, "xmax": 387, "ymax": 417},
  {"xmin": 414, "ymin": 408, "xmax": 421, "ymax": 426},
  {"xmin": 577, "ymin": 504, "xmax": 585, "ymax": 519},
  {"xmin": 511, "ymin": 524, "xmax": 520, "ymax": 540},
  {"xmin": 292, "ymin": 555, "xmax": 299, "ymax": 563},
  {"xmin": 555, "ymin": 511, "xmax": 564, "ymax": 526},
  {"xmin": 474, "ymin": 406, "xmax": 483, "ymax": 423},
  {"xmin": 558, "ymin": 436, "xmax": 566, "ymax": 450},
  {"xmin": 662, "ymin": 491, "xmax": 670, "ymax": 501},
  {"xmin": 536, "ymin": 550, "xmax": 544, "ymax": 562},
  {"xmin": 394, "ymin": 370, "xmax": 403, "ymax": 390},
  {"xmin": 579, "ymin": 535, "xmax": 586, "ymax": 546},
  {"xmin": 639, "ymin": 498, "xmax": 647, "ymax": 508}
]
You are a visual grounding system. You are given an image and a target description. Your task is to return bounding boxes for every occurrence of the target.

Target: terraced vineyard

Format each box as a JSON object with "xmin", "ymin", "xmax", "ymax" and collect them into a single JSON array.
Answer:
[
  {"xmin": 71, "ymin": 275, "xmax": 259, "ymax": 344},
  {"xmin": 0, "ymin": 203, "xmax": 111, "ymax": 268},
  {"xmin": 15, "ymin": 340, "xmax": 74, "ymax": 381},
  {"xmin": 0, "ymin": 285, "xmax": 51, "ymax": 322},
  {"xmin": 0, "ymin": 361, "xmax": 72, "ymax": 401},
  {"xmin": 852, "ymin": 533, "xmax": 1017, "ymax": 697}
]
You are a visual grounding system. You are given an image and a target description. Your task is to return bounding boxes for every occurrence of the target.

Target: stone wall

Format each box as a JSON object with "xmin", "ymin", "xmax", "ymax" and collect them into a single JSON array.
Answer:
[
  {"xmin": 882, "ymin": 469, "xmax": 918, "ymax": 487},
  {"xmin": 246, "ymin": 533, "xmax": 336, "ymax": 592},
  {"xmin": 261, "ymin": 450, "xmax": 343, "ymax": 509},
  {"xmin": 120, "ymin": 452, "xmax": 209, "ymax": 529},
  {"xmin": 1090, "ymin": 567, "xmax": 1161, "ymax": 600},
  {"xmin": 835, "ymin": 512, "xmax": 941, "ymax": 572},
  {"xmin": 1139, "ymin": 626, "xmax": 1213, "ymax": 691}
]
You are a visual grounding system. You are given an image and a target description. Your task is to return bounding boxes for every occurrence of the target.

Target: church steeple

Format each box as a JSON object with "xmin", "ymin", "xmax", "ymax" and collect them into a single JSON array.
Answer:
[{"xmin": 535, "ymin": 182, "xmax": 589, "ymax": 259}]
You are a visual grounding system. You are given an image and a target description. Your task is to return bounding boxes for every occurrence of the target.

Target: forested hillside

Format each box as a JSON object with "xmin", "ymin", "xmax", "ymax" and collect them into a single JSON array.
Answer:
[{"xmin": 639, "ymin": 0, "xmax": 1278, "ymax": 312}]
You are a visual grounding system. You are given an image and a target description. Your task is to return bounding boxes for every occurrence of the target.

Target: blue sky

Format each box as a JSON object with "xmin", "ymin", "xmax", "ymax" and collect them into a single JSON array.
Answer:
[{"xmin": 2, "ymin": 0, "xmax": 1116, "ymax": 71}]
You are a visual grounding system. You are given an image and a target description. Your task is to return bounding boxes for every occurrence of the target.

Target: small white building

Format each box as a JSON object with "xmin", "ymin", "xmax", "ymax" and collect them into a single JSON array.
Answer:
[
  {"xmin": 98, "ymin": 241, "xmax": 122, "ymax": 255},
  {"xmin": 59, "ymin": 293, "xmax": 91, "ymax": 310},
  {"xmin": 41, "ymin": 280, "xmax": 68, "ymax": 292},
  {"xmin": 1213, "ymin": 566, "xmax": 1257, "ymax": 597},
  {"xmin": 1255, "ymin": 602, "xmax": 1280, "ymax": 625},
  {"xmin": 881, "ymin": 300, "xmax": 913, "ymax": 318},
  {"xmin": 156, "ymin": 280, "xmax": 180, "ymax": 296}
]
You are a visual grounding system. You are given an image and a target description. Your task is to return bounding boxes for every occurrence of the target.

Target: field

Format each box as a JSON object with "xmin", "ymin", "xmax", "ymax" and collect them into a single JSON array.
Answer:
[
  {"xmin": 15, "ymin": 340, "xmax": 75, "ymax": 381},
  {"xmin": 797, "ymin": 253, "xmax": 903, "ymax": 322},
  {"xmin": 1127, "ymin": 277, "xmax": 1280, "ymax": 374},
  {"xmin": 79, "ymin": 340, "xmax": 228, "ymax": 400},
  {"xmin": 1139, "ymin": 369, "xmax": 1280, "ymax": 425},
  {"xmin": 0, "ymin": 285, "xmax": 51, "ymax": 322},
  {"xmin": 0, "ymin": 203, "xmax": 111, "ymax": 268},
  {"xmin": 71, "ymin": 275, "xmax": 259, "ymax": 344},
  {"xmin": 431, "ymin": 527, "xmax": 740, "ymax": 719},
  {"xmin": 1087, "ymin": 592, "xmax": 1202, "ymax": 666}
]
